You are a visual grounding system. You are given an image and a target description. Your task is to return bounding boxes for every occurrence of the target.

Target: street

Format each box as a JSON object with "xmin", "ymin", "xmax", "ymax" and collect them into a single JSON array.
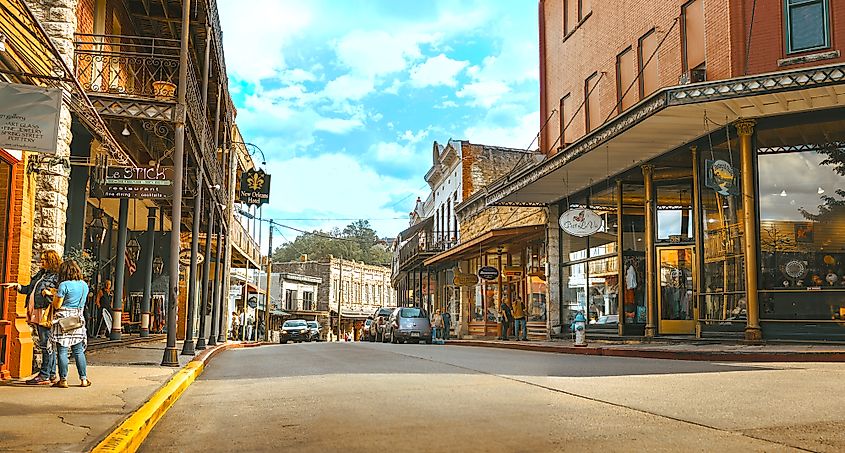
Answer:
[{"xmin": 141, "ymin": 343, "xmax": 845, "ymax": 452}]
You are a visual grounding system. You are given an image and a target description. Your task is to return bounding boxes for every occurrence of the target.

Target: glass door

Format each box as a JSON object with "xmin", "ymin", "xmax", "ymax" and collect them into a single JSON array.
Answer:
[{"xmin": 658, "ymin": 247, "xmax": 696, "ymax": 334}]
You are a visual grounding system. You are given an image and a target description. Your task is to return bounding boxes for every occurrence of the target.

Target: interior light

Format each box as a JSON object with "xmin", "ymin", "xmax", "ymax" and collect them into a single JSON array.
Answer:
[
  {"xmin": 780, "ymin": 190, "xmax": 788, "ymax": 197},
  {"xmin": 818, "ymin": 187, "xmax": 825, "ymax": 195},
  {"xmin": 0, "ymin": 32, "xmax": 7, "ymax": 53},
  {"xmin": 121, "ymin": 123, "xmax": 131, "ymax": 136},
  {"xmin": 708, "ymin": 218, "xmax": 717, "ymax": 224}
]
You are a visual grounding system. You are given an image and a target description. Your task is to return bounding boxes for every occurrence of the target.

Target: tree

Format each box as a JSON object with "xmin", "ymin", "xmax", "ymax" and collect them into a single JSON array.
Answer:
[{"xmin": 272, "ymin": 220, "xmax": 392, "ymax": 266}]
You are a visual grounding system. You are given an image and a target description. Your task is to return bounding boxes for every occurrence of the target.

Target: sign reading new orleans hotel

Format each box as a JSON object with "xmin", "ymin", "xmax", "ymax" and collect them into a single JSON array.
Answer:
[{"xmin": 91, "ymin": 166, "xmax": 174, "ymax": 199}]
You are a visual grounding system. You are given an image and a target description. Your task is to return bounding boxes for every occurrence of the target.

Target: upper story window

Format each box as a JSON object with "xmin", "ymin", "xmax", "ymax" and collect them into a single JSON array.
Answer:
[
  {"xmin": 682, "ymin": 0, "xmax": 706, "ymax": 72},
  {"xmin": 784, "ymin": 0, "xmax": 830, "ymax": 54},
  {"xmin": 616, "ymin": 47, "xmax": 636, "ymax": 113},
  {"xmin": 559, "ymin": 93, "xmax": 572, "ymax": 147},
  {"xmin": 564, "ymin": 0, "xmax": 592, "ymax": 35},
  {"xmin": 638, "ymin": 29, "xmax": 660, "ymax": 98},
  {"xmin": 584, "ymin": 72, "xmax": 601, "ymax": 133}
]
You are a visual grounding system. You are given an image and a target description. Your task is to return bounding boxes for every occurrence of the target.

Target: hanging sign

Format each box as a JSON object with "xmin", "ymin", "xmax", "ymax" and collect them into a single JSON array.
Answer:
[
  {"xmin": 0, "ymin": 82, "xmax": 62, "ymax": 154},
  {"xmin": 478, "ymin": 266, "xmax": 499, "ymax": 281},
  {"xmin": 453, "ymin": 272, "xmax": 479, "ymax": 287},
  {"xmin": 503, "ymin": 266, "xmax": 524, "ymax": 277},
  {"xmin": 239, "ymin": 168, "xmax": 271, "ymax": 206},
  {"xmin": 705, "ymin": 159, "xmax": 738, "ymax": 196},
  {"xmin": 178, "ymin": 249, "xmax": 204, "ymax": 266},
  {"xmin": 559, "ymin": 208, "xmax": 603, "ymax": 237},
  {"xmin": 90, "ymin": 166, "xmax": 174, "ymax": 199}
]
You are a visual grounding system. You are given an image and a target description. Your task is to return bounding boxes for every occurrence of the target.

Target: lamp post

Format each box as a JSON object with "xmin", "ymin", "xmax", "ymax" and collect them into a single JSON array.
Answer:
[{"xmin": 126, "ymin": 237, "xmax": 141, "ymax": 262}]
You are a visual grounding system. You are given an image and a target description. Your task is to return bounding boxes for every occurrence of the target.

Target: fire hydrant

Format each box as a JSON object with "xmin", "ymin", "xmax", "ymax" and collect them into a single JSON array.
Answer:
[{"xmin": 571, "ymin": 312, "xmax": 587, "ymax": 347}]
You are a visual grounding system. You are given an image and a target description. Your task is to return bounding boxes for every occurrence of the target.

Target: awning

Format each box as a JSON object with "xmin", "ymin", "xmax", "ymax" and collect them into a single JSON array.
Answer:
[
  {"xmin": 423, "ymin": 225, "xmax": 544, "ymax": 267},
  {"xmin": 330, "ymin": 308, "xmax": 375, "ymax": 320},
  {"xmin": 485, "ymin": 63, "xmax": 845, "ymax": 207},
  {"xmin": 398, "ymin": 216, "xmax": 433, "ymax": 241},
  {"xmin": 270, "ymin": 310, "xmax": 290, "ymax": 317}
]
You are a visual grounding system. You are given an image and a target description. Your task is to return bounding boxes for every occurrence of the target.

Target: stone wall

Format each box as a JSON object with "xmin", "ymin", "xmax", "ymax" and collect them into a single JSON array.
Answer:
[
  {"xmin": 460, "ymin": 206, "xmax": 547, "ymax": 243},
  {"xmin": 25, "ymin": 0, "xmax": 78, "ymax": 256}
]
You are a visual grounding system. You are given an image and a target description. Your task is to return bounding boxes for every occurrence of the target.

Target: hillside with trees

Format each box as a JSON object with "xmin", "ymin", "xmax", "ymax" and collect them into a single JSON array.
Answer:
[{"xmin": 272, "ymin": 220, "xmax": 392, "ymax": 267}]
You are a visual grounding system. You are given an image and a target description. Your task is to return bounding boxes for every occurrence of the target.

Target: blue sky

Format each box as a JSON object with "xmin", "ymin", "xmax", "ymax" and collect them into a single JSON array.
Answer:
[{"xmin": 218, "ymin": 0, "xmax": 539, "ymax": 242}]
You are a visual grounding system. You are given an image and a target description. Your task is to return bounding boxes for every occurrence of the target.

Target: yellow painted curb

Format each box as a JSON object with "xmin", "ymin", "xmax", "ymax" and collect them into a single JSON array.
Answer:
[{"xmin": 91, "ymin": 360, "xmax": 204, "ymax": 452}]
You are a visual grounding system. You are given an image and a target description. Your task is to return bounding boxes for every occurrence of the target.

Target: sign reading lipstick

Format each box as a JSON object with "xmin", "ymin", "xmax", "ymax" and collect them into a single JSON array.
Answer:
[{"xmin": 559, "ymin": 208, "xmax": 603, "ymax": 237}]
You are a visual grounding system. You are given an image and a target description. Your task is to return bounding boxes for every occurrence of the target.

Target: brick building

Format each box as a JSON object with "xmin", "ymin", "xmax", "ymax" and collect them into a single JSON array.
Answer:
[{"xmin": 480, "ymin": 0, "xmax": 845, "ymax": 342}]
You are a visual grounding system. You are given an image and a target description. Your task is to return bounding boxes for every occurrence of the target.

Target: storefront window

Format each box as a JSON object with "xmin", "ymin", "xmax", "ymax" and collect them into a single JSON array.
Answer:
[
  {"xmin": 758, "ymin": 148, "xmax": 845, "ymax": 321},
  {"xmin": 699, "ymin": 141, "xmax": 746, "ymax": 322},
  {"xmin": 526, "ymin": 241, "xmax": 547, "ymax": 322},
  {"xmin": 657, "ymin": 185, "xmax": 693, "ymax": 242}
]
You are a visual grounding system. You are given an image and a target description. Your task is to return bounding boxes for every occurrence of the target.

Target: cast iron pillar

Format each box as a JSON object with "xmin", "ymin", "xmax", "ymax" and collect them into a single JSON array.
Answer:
[
  {"xmin": 615, "ymin": 180, "xmax": 625, "ymax": 336},
  {"xmin": 181, "ymin": 170, "xmax": 203, "ymax": 355},
  {"xmin": 162, "ymin": 0, "xmax": 191, "ymax": 367},
  {"xmin": 110, "ymin": 198, "xmax": 129, "ymax": 341},
  {"xmin": 196, "ymin": 207, "xmax": 214, "ymax": 350},
  {"xmin": 642, "ymin": 164, "xmax": 657, "ymax": 337},
  {"xmin": 216, "ymin": 225, "xmax": 229, "ymax": 344},
  {"xmin": 736, "ymin": 119, "xmax": 762, "ymax": 342},
  {"xmin": 208, "ymin": 219, "xmax": 224, "ymax": 346},
  {"xmin": 140, "ymin": 207, "xmax": 157, "ymax": 337}
]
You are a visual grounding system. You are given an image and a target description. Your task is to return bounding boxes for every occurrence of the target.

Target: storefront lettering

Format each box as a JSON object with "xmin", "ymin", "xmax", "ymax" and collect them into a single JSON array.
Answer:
[{"xmin": 559, "ymin": 208, "xmax": 603, "ymax": 237}]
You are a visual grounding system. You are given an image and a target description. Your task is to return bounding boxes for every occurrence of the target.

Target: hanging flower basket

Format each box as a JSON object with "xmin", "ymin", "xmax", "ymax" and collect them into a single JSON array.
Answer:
[{"xmin": 152, "ymin": 80, "xmax": 177, "ymax": 100}]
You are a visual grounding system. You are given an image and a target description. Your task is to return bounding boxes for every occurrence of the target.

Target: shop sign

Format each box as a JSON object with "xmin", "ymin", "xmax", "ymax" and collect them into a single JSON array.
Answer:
[
  {"xmin": 705, "ymin": 159, "xmax": 738, "ymax": 196},
  {"xmin": 229, "ymin": 285, "xmax": 243, "ymax": 298},
  {"xmin": 453, "ymin": 273, "xmax": 479, "ymax": 287},
  {"xmin": 478, "ymin": 266, "xmax": 499, "ymax": 281},
  {"xmin": 0, "ymin": 82, "xmax": 62, "ymax": 154},
  {"xmin": 90, "ymin": 165, "xmax": 174, "ymax": 199},
  {"xmin": 239, "ymin": 168, "xmax": 271, "ymax": 206},
  {"xmin": 178, "ymin": 249, "xmax": 204, "ymax": 266},
  {"xmin": 559, "ymin": 208, "xmax": 603, "ymax": 237},
  {"xmin": 503, "ymin": 266, "xmax": 523, "ymax": 277}
]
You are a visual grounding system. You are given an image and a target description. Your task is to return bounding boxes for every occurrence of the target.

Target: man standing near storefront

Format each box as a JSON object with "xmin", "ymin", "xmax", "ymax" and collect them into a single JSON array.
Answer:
[
  {"xmin": 513, "ymin": 296, "xmax": 527, "ymax": 341},
  {"xmin": 499, "ymin": 299, "xmax": 512, "ymax": 341}
]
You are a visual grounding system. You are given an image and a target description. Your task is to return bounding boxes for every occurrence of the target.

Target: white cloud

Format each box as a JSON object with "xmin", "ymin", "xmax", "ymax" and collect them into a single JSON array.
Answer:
[
  {"xmin": 456, "ymin": 80, "xmax": 511, "ymax": 108},
  {"xmin": 334, "ymin": 30, "xmax": 424, "ymax": 77},
  {"xmin": 400, "ymin": 128, "xmax": 430, "ymax": 145},
  {"xmin": 409, "ymin": 54, "xmax": 469, "ymax": 87},
  {"xmin": 434, "ymin": 100, "xmax": 458, "ymax": 109},
  {"xmin": 464, "ymin": 111, "xmax": 539, "ymax": 150},
  {"xmin": 314, "ymin": 117, "xmax": 364, "ymax": 134},
  {"xmin": 321, "ymin": 74, "xmax": 376, "ymax": 101},
  {"xmin": 370, "ymin": 142, "xmax": 416, "ymax": 162}
]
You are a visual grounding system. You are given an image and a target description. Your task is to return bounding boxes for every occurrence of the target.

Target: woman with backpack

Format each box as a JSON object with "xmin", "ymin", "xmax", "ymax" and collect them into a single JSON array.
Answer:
[{"xmin": 50, "ymin": 260, "xmax": 91, "ymax": 388}]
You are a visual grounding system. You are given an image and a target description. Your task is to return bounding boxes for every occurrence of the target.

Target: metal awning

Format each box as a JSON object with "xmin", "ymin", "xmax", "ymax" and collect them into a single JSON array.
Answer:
[
  {"xmin": 485, "ymin": 63, "xmax": 845, "ymax": 207},
  {"xmin": 423, "ymin": 225, "xmax": 544, "ymax": 267}
]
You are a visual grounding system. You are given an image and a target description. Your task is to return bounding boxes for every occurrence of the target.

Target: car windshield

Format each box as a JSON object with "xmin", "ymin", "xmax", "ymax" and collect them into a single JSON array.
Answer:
[
  {"xmin": 307, "ymin": 322, "xmax": 318, "ymax": 328},
  {"xmin": 284, "ymin": 321, "xmax": 307, "ymax": 328},
  {"xmin": 377, "ymin": 309, "xmax": 393, "ymax": 317},
  {"xmin": 400, "ymin": 308, "xmax": 426, "ymax": 318}
]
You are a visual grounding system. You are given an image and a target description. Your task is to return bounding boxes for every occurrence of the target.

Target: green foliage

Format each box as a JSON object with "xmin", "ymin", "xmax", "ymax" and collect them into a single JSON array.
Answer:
[
  {"xmin": 64, "ymin": 248, "xmax": 98, "ymax": 281},
  {"xmin": 273, "ymin": 220, "xmax": 392, "ymax": 266}
]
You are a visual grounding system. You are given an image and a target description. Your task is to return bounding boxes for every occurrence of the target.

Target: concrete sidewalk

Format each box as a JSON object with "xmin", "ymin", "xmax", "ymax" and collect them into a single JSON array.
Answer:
[
  {"xmin": 447, "ymin": 337, "xmax": 845, "ymax": 361},
  {"xmin": 0, "ymin": 340, "xmax": 195, "ymax": 453}
]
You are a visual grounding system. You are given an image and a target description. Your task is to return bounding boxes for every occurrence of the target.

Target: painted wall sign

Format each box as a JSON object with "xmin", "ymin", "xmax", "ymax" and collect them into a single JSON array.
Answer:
[
  {"xmin": 478, "ymin": 266, "xmax": 499, "ymax": 281},
  {"xmin": 239, "ymin": 168, "xmax": 271, "ymax": 206},
  {"xmin": 559, "ymin": 208, "xmax": 603, "ymax": 237},
  {"xmin": 90, "ymin": 166, "xmax": 174, "ymax": 199},
  {"xmin": 0, "ymin": 82, "xmax": 62, "ymax": 154},
  {"xmin": 705, "ymin": 159, "xmax": 738, "ymax": 196},
  {"xmin": 453, "ymin": 273, "xmax": 479, "ymax": 287}
]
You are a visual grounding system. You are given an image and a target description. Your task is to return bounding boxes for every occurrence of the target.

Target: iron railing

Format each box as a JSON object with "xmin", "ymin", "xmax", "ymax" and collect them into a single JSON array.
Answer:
[
  {"xmin": 232, "ymin": 219, "xmax": 262, "ymax": 266},
  {"xmin": 397, "ymin": 230, "xmax": 460, "ymax": 267}
]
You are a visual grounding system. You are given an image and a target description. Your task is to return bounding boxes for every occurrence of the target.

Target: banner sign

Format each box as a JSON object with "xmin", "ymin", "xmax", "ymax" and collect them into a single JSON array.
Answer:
[
  {"xmin": 559, "ymin": 208, "xmax": 603, "ymax": 237},
  {"xmin": 0, "ymin": 82, "xmax": 62, "ymax": 154},
  {"xmin": 478, "ymin": 266, "xmax": 499, "ymax": 281},
  {"xmin": 239, "ymin": 168, "xmax": 271, "ymax": 206},
  {"xmin": 90, "ymin": 166, "xmax": 174, "ymax": 199},
  {"xmin": 453, "ymin": 273, "xmax": 479, "ymax": 287},
  {"xmin": 705, "ymin": 159, "xmax": 738, "ymax": 196}
]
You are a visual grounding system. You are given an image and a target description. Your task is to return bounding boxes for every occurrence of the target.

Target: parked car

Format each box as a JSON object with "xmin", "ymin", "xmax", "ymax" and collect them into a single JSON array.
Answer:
[
  {"xmin": 280, "ymin": 319, "xmax": 309, "ymax": 344},
  {"xmin": 306, "ymin": 321, "xmax": 321, "ymax": 342},
  {"xmin": 384, "ymin": 307, "xmax": 432, "ymax": 344},
  {"xmin": 370, "ymin": 307, "xmax": 394, "ymax": 342},
  {"xmin": 594, "ymin": 314, "xmax": 619, "ymax": 325}
]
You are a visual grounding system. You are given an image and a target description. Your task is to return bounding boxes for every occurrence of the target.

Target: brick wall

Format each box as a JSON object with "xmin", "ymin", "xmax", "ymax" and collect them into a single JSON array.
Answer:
[
  {"xmin": 76, "ymin": 0, "xmax": 93, "ymax": 35},
  {"xmin": 540, "ymin": 0, "xmax": 734, "ymax": 155}
]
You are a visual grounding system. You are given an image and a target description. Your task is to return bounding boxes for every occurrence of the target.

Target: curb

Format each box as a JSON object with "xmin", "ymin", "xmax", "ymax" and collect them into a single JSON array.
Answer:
[
  {"xmin": 90, "ymin": 341, "xmax": 263, "ymax": 453},
  {"xmin": 87, "ymin": 335, "xmax": 167, "ymax": 352},
  {"xmin": 447, "ymin": 340, "xmax": 845, "ymax": 362}
]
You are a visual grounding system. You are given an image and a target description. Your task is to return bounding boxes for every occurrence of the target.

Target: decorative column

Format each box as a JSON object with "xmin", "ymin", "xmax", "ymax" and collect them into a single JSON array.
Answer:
[
  {"xmin": 736, "ymin": 119, "xmax": 762, "ymax": 342},
  {"xmin": 208, "ymin": 219, "xmax": 224, "ymax": 346},
  {"xmin": 110, "ymin": 198, "xmax": 129, "ymax": 340},
  {"xmin": 140, "ymin": 207, "xmax": 157, "ymax": 337},
  {"xmin": 181, "ymin": 170, "xmax": 203, "ymax": 355},
  {"xmin": 195, "ymin": 206, "xmax": 214, "ymax": 350},
  {"xmin": 217, "ymin": 225, "xmax": 230, "ymax": 344},
  {"xmin": 642, "ymin": 164, "xmax": 657, "ymax": 337},
  {"xmin": 691, "ymin": 146, "xmax": 704, "ymax": 338},
  {"xmin": 545, "ymin": 203, "xmax": 561, "ymax": 339},
  {"xmin": 616, "ymin": 180, "xmax": 625, "ymax": 336}
]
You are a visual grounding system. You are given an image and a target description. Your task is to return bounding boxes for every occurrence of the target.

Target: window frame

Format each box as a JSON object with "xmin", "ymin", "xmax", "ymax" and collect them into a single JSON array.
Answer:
[
  {"xmin": 637, "ymin": 28, "xmax": 658, "ymax": 99},
  {"xmin": 584, "ymin": 72, "xmax": 600, "ymax": 133},
  {"xmin": 784, "ymin": 0, "xmax": 831, "ymax": 55},
  {"xmin": 615, "ymin": 47, "xmax": 634, "ymax": 114}
]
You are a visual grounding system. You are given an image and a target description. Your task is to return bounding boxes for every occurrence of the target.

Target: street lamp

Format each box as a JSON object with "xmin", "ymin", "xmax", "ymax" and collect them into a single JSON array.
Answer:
[
  {"xmin": 87, "ymin": 212, "xmax": 107, "ymax": 245},
  {"xmin": 126, "ymin": 237, "xmax": 141, "ymax": 261},
  {"xmin": 152, "ymin": 255, "xmax": 164, "ymax": 274}
]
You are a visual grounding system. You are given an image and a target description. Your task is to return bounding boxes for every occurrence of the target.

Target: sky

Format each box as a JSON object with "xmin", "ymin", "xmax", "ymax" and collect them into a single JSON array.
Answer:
[{"xmin": 218, "ymin": 0, "xmax": 539, "ymax": 244}]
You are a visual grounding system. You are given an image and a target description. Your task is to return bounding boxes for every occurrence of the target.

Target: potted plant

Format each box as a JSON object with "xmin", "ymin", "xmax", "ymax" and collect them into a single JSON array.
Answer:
[{"xmin": 152, "ymin": 80, "xmax": 177, "ymax": 100}]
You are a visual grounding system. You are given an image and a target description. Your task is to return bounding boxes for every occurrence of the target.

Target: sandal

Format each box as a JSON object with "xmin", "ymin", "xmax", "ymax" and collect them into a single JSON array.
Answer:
[
  {"xmin": 52, "ymin": 379, "xmax": 68, "ymax": 388},
  {"xmin": 80, "ymin": 379, "xmax": 91, "ymax": 388}
]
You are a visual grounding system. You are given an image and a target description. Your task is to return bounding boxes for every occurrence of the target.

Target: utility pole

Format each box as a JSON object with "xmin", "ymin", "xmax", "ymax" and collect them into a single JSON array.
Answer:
[
  {"xmin": 337, "ymin": 257, "xmax": 343, "ymax": 342},
  {"xmin": 264, "ymin": 220, "xmax": 273, "ymax": 341}
]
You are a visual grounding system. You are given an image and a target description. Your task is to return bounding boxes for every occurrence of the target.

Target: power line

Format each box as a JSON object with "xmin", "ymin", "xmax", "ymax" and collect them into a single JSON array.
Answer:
[{"xmin": 276, "ymin": 217, "xmax": 407, "ymax": 221}]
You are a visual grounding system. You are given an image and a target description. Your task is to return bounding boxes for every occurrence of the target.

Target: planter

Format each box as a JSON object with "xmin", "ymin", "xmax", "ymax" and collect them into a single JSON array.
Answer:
[{"xmin": 152, "ymin": 80, "xmax": 176, "ymax": 100}]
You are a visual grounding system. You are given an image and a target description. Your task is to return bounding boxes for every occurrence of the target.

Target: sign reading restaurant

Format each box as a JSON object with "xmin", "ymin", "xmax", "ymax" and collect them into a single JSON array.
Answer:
[
  {"xmin": 239, "ymin": 168, "xmax": 271, "ymax": 206},
  {"xmin": 0, "ymin": 82, "xmax": 62, "ymax": 154},
  {"xmin": 90, "ymin": 166, "xmax": 174, "ymax": 199}
]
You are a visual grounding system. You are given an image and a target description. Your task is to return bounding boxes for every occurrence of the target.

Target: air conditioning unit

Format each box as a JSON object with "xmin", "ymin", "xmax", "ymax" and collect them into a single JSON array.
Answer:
[{"xmin": 679, "ymin": 68, "xmax": 707, "ymax": 85}]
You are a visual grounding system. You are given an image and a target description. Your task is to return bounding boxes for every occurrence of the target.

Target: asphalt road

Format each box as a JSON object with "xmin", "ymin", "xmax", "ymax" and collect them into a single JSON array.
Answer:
[{"xmin": 141, "ymin": 342, "xmax": 845, "ymax": 453}]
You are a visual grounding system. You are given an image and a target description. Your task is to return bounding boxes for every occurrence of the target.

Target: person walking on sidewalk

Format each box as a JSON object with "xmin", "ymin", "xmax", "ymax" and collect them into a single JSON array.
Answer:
[
  {"xmin": 50, "ymin": 260, "xmax": 91, "ymax": 388},
  {"xmin": 441, "ymin": 309, "xmax": 451, "ymax": 341},
  {"xmin": 432, "ymin": 309, "xmax": 444, "ymax": 341},
  {"xmin": 513, "ymin": 296, "xmax": 527, "ymax": 341},
  {"xmin": 95, "ymin": 280, "xmax": 114, "ymax": 338},
  {"xmin": 2, "ymin": 250, "xmax": 61, "ymax": 385},
  {"xmin": 498, "ymin": 299, "xmax": 513, "ymax": 341}
]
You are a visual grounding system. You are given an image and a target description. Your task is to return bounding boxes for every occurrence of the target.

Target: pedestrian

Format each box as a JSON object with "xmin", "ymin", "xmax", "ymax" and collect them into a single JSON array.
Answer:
[
  {"xmin": 432, "ymin": 309, "xmax": 443, "ymax": 341},
  {"xmin": 96, "ymin": 280, "xmax": 114, "ymax": 338},
  {"xmin": 513, "ymin": 296, "xmax": 527, "ymax": 341},
  {"xmin": 441, "ymin": 309, "xmax": 451, "ymax": 341},
  {"xmin": 499, "ymin": 299, "xmax": 512, "ymax": 341},
  {"xmin": 2, "ymin": 250, "xmax": 61, "ymax": 385},
  {"xmin": 230, "ymin": 311, "xmax": 240, "ymax": 340},
  {"xmin": 50, "ymin": 260, "xmax": 91, "ymax": 388}
]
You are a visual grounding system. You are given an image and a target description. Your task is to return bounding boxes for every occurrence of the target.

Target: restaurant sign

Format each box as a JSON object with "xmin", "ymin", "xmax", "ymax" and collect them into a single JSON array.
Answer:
[
  {"xmin": 90, "ymin": 166, "xmax": 174, "ymax": 199},
  {"xmin": 0, "ymin": 82, "xmax": 62, "ymax": 154},
  {"xmin": 478, "ymin": 266, "xmax": 499, "ymax": 281},
  {"xmin": 239, "ymin": 168, "xmax": 271, "ymax": 206},
  {"xmin": 559, "ymin": 208, "xmax": 603, "ymax": 237}
]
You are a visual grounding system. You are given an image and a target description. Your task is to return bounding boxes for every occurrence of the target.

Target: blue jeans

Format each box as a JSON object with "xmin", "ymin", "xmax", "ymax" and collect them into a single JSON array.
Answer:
[
  {"xmin": 432, "ymin": 327, "xmax": 439, "ymax": 340},
  {"xmin": 56, "ymin": 342, "xmax": 87, "ymax": 380},
  {"xmin": 35, "ymin": 324, "xmax": 56, "ymax": 379},
  {"xmin": 515, "ymin": 318, "xmax": 527, "ymax": 339},
  {"xmin": 442, "ymin": 322, "xmax": 450, "ymax": 340}
]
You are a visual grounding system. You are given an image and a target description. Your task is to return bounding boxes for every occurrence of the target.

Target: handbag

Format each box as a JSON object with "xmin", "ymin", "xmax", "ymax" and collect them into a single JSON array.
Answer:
[{"xmin": 58, "ymin": 315, "xmax": 83, "ymax": 332}]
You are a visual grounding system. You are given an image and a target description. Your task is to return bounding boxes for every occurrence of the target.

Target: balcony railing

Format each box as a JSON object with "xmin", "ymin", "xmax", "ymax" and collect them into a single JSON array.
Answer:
[
  {"xmin": 232, "ymin": 218, "xmax": 262, "ymax": 266},
  {"xmin": 397, "ymin": 230, "xmax": 459, "ymax": 267},
  {"xmin": 74, "ymin": 34, "xmax": 180, "ymax": 100}
]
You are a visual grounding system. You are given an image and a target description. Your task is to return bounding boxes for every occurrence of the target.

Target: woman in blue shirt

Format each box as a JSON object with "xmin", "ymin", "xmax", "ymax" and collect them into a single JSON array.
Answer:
[{"xmin": 50, "ymin": 260, "xmax": 91, "ymax": 388}]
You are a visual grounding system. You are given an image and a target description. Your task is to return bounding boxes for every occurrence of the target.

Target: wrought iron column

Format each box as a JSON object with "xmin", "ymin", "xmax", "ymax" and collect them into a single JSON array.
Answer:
[
  {"xmin": 140, "ymin": 207, "xmax": 157, "ymax": 337},
  {"xmin": 736, "ymin": 119, "xmax": 762, "ymax": 342},
  {"xmin": 162, "ymin": 0, "xmax": 191, "ymax": 367},
  {"xmin": 110, "ymin": 198, "xmax": 129, "ymax": 341},
  {"xmin": 217, "ymin": 225, "xmax": 229, "ymax": 344},
  {"xmin": 181, "ymin": 170, "xmax": 203, "ymax": 355},
  {"xmin": 616, "ymin": 179, "xmax": 624, "ymax": 336},
  {"xmin": 264, "ymin": 222, "xmax": 273, "ymax": 341},
  {"xmin": 208, "ymin": 218, "xmax": 224, "ymax": 346},
  {"xmin": 196, "ymin": 205, "xmax": 214, "ymax": 350},
  {"xmin": 642, "ymin": 164, "xmax": 657, "ymax": 337},
  {"xmin": 691, "ymin": 145, "xmax": 704, "ymax": 338}
]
